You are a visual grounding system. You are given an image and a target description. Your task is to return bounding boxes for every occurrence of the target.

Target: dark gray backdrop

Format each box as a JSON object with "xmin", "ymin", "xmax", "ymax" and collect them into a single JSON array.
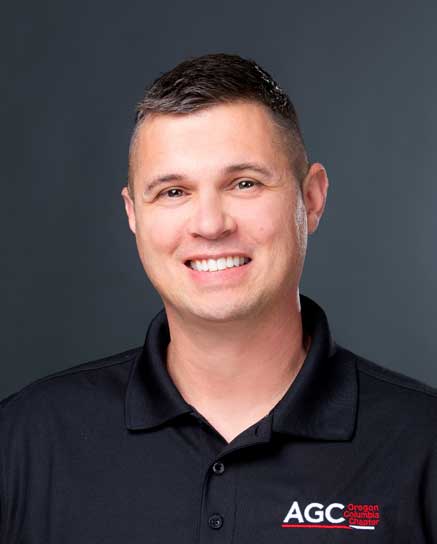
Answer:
[{"xmin": 2, "ymin": 1, "xmax": 437, "ymax": 399}]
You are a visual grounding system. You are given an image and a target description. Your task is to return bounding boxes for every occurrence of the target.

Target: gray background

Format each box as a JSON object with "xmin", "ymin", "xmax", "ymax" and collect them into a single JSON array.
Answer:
[{"xmin": 2, "ymin": 1, "xmax": 437, "ymax": 399}]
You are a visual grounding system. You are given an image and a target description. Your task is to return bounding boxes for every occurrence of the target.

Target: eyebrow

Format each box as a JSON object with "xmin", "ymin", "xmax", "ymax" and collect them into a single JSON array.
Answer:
[{"xmin": 143, "ymin": 162, "xmax": 274, "ymax": 194}]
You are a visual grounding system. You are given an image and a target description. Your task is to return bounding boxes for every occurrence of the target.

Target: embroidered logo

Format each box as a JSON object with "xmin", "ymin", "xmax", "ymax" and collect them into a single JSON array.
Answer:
[{"xmin": 282, "ymin": 501, "xmax": 381, "ymax": 530}]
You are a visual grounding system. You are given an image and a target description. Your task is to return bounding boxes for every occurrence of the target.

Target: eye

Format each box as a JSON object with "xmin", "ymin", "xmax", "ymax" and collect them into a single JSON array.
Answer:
[
  {"xmin": 158, "ymin": 187, "xmax": 185, "ymax": 198},
  {"xmin": 235, "ymin": 179, "xmax": 260, "ymax": 190}
]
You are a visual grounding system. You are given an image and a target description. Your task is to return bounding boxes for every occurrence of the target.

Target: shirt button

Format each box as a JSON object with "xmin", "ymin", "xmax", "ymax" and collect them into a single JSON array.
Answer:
[
  {"xmin": 208, "ymin": 514, "xmax": 224, "ymax": 530},
  {"xmin": 212, "ymin": 461, "xmax": 225, "ymax": 475}
]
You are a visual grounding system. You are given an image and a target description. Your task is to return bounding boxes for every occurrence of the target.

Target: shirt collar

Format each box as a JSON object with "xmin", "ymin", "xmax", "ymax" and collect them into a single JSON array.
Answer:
[
  {"xmin": 125, "ymin": 295, "xmax": 358, "ymax": 441},
  {"xmin": 125, "ymin": 310, "xmax": 191, "ymax": 431},
  {"xmin": 271, "ymin": 296, "xmax": 357, "ymax": 441}
]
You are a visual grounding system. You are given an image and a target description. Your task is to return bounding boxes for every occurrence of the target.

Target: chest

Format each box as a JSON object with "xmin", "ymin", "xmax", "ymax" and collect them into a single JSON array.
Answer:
[{"xmin": 4, "ymin": 423, "xmax": 425, "ymax": 543}]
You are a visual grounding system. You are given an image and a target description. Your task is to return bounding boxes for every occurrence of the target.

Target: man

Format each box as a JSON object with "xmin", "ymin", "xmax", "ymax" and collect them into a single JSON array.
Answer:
[{"xmin": 1, "ymin": 54, "xmax": 436, "ymax": 543}]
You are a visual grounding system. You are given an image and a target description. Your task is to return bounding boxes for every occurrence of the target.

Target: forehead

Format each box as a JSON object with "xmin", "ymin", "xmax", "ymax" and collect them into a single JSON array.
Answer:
[{"xmin": 130, "ymin": 101, "xmax": 290, "ymax": 180}]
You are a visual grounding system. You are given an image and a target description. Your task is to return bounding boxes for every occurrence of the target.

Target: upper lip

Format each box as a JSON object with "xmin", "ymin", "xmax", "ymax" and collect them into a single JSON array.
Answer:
[{"xmin": 184, "ymin": 253, "xmax": 251, "ymax": 263}]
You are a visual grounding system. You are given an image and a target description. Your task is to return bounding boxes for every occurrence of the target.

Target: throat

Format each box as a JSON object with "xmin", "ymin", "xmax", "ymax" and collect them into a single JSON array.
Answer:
[{"xmin": 166, "ymin": 336, "xmax": 310, "ymax": 438}]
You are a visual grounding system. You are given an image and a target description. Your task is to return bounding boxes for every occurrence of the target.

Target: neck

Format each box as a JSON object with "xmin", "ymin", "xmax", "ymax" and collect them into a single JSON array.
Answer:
[{"xmin": 165, "ymin": 292, "xmax": 310, "ymax": 442}]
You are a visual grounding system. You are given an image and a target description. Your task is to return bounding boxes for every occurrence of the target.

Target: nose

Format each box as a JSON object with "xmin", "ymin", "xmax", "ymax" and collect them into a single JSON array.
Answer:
[{"xmin": 188, "ymin": 191, "xmax": 236, "ymax": 240}]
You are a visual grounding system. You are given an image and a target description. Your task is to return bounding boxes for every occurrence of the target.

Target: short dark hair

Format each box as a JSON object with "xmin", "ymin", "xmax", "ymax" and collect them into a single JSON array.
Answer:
[{"xmin": 128, "ymin": 53, "xmax": 309, "ymax": 195}]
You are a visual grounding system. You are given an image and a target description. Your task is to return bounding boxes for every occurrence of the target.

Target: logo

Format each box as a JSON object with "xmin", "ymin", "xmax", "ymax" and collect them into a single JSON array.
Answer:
[{"xmin": 282, "ymin": 501, "xmax": 381, "ymax": 531}]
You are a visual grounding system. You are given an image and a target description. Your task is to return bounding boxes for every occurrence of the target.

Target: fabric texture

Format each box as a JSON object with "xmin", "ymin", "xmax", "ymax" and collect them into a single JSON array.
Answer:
[{"xmin": 1, "ymin": 295, "xmax": 436, "ymax": 543}]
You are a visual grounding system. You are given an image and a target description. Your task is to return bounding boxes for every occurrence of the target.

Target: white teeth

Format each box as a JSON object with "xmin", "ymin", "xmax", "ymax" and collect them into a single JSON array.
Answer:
[
  {"xmin": 207, "ymin": 259, "xmax": 218, "ymax": 271},
  {"xmin": 217, "ymin": 258, "xmax": 227, "ymax": 270},
  {"xmin": 189, "ymin": 256, "xmax": 250, "ymax": 272}
]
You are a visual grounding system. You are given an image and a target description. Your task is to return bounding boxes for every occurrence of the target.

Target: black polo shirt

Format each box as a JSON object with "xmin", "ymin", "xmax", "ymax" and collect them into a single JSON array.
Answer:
[{"xmin": 1, "ymin": 295, "xmax": 436, "ymax": 543}]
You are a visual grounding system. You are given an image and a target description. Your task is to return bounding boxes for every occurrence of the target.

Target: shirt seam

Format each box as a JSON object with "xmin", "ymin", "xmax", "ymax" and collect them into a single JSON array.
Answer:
[
  {"xmin": 357, "ymin": 365, "xmax": 437, "ymax": 399},
  {"xmin": 2, "ymin": 351, "xmax": 139, "ymax": 409}
]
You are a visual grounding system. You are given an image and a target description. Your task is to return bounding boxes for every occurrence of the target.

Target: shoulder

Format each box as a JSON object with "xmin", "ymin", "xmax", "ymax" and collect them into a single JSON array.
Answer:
[
  {"xmin": 338, "ymin": 345, "xmax": 437, "ymax": 430},
  {"xmin": 354, "ymin": 350, "xmax": 437, "ymax": 403},
  {"xmin": 356, "ymin": 352, "xmax": 437, "ymax": 399},
  {"xmin": 0, "ymin": 347, "xmax": 141, "ymax": 424}
]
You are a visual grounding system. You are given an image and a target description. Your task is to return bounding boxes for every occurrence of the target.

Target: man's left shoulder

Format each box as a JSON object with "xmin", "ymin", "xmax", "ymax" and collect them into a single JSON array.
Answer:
[
  {"xmin": 355, "ymin": 352, "xmax": 437, "ymax": 398},
  {"xmin": 342, "ymin": 346, "xmax": 437, "ymax": 427}
]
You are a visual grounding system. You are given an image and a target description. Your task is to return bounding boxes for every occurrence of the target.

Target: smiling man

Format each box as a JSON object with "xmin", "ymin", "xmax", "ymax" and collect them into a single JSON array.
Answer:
[
  {"xmin": 1, "ymin": 54, "xmax": 437, "ymax": 543},
  {"xmin": 120, "ymin": 93, "xmax": 326, "ymax": 443}
]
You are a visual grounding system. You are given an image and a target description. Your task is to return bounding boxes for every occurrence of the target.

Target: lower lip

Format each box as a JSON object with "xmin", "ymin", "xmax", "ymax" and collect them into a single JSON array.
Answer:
[{"xmin": 184, "ymin": 260, "xmax": 252, "ymax": 285}]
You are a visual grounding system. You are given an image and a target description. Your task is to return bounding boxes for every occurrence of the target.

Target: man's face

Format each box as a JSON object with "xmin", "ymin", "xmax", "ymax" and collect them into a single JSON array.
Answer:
[{"xmin": 122, "ymin": 101, "xmax": 327, "ymax": 323}]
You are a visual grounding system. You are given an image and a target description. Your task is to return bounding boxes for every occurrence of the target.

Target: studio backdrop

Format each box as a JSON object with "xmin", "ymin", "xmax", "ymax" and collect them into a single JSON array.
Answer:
[{"xmin": 2, "ymin": 1, "xmax": 437, "ymax": 398}]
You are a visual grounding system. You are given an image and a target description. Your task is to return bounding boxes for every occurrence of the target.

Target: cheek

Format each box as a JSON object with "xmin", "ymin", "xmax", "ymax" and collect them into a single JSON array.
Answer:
[
  {"xmin": 242, "ymin": 195, "xmax": 299, "ymax": 247},
  {"xmin": 136, "ymin": 210, "xmax": 183, "ymax": 258}
]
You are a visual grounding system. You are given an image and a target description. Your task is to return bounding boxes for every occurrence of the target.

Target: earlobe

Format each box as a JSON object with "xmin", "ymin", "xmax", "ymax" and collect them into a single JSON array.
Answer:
[
  {"xmin": 121, "ymin": 186, "xmax": 137, "ymax": 235},
  {"xmin": 302, "ymin": 163, "xmax": 329, "ymax": 235}
]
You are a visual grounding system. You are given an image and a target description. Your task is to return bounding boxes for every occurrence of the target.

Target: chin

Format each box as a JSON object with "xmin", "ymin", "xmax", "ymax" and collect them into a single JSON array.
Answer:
[{"xmin": 176, "ymin": 296, "xmax": 264, "ymax": 323}]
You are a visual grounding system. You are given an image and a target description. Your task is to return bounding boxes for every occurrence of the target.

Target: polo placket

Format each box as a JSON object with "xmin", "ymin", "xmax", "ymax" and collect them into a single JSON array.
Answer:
[{"xmin": 196, "ymin": 414, "xmax": 273, "ymax": 544}]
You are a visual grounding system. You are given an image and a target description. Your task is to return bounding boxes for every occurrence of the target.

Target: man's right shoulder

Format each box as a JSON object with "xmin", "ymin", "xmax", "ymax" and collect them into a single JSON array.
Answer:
[{"xmin": 0, "ymin": 347, "xmax": 142, "ymax": 418}]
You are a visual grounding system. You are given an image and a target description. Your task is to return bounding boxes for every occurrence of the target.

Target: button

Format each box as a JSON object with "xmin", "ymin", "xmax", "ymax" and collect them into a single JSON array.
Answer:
[
  {"xmin": 212, "ymin": 462, "xmax": 225, "ymax": 475},
  {"xmin": 208, "ymin": 514, "xmax": 224, "ymax": 530}
]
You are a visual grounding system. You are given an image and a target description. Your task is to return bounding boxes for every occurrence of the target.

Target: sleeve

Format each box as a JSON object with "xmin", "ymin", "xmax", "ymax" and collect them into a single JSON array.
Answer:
[
  {"xmin": 423, "ymin": 435, "xmax": 437, "ymax": 542},
  {"xmin": 0, "ymin": 399, "xmax": 13, "ymax": 544},
  {"xmin": 0, "ymin": 407, "xmax": 5, "ymax": 543}
]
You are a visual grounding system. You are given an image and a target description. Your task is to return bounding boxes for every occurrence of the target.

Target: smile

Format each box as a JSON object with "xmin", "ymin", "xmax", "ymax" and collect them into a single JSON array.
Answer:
[{"xmin": 185, "ymin": 256, "xmax": 251, "ymax": 272}]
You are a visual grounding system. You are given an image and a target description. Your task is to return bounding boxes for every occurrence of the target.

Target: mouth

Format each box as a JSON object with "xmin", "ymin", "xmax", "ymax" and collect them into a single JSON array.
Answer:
[{"xmin": 184, "ymin": 255, "xmax": 252, "ymax": 272}]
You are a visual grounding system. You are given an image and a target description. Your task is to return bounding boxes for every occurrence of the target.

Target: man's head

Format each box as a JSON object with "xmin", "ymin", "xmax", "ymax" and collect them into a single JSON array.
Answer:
[
  {"xmin": 127, "ymin": 53, "xmax": 309, "ymax": 198},
  {"xmin": 122, "ymin": 54, "xmax": 328, "ymax": 324}
]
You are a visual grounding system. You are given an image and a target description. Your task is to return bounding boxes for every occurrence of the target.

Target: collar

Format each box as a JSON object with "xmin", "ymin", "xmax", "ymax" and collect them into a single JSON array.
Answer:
[
  {"xmin": 271, "ymin": 296, "xmax": 357, "ymax": 440},
  {"xmin": 125, "ymin": 295, "xmax": 358, "ymax": 441}
]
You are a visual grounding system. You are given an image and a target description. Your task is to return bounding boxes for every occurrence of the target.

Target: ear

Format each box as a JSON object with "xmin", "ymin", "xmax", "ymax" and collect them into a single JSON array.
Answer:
[
  {"xmin": 121, "ymin": 186, "xmax": 137, "ymax": 235},
  {"xmin": 301, "ymin": 163, "xmax": 329, "ymax": 235}
]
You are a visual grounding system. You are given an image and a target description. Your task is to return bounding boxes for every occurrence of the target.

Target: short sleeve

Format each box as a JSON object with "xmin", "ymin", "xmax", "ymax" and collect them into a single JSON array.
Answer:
[
  {"xmin": 0, "ymin": 407, "xmax": 5, "ymax": 542},
  {"xmin": 423, "ymin": 435, "xmax": 437, "ymax": 542}
]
